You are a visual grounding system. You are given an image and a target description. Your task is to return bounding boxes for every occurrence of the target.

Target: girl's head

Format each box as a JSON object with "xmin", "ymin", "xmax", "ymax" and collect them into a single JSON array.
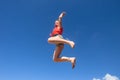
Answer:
[{"xmin": 55, "ymin": 20, "xmax": 61, "ymax": 26}]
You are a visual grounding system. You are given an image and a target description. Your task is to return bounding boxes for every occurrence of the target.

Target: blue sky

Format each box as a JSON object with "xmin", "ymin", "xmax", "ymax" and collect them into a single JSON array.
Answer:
[{"xmin": 0, "ymin": 0, "xmax": 120, "ymax": 80}]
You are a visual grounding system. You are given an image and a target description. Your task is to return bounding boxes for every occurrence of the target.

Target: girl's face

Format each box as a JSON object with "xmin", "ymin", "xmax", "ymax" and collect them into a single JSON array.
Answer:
[{"xmin": 55, "ymin": 20, "xmax": 60, "ymax": 25}]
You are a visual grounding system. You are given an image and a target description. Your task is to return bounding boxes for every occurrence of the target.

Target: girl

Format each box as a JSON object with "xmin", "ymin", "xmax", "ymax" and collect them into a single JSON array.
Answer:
[{"xmin": 48, "ymin": 12, "xmax": 76, "ymax": 69}]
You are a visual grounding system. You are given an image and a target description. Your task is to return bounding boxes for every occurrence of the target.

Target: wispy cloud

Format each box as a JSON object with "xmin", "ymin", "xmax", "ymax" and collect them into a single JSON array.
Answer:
[
  {"xmin": 93, "ymin": 73, "xmax": 119, "ymax": 80},
  {"xmin": 93, "ymin": 78, "xmax": 101, "ymax": 80}
]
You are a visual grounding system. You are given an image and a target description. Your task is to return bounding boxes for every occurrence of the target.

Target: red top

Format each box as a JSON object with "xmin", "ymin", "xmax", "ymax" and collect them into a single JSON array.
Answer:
[{"xmin": 50, "ymin": 25, "xmax": 63, "ymax": 37}]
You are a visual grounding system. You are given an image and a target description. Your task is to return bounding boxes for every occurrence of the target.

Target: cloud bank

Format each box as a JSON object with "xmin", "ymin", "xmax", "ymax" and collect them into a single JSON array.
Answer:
[{"xmin": 93, "ymin": 73, "xmax": 119, "ymax": 80}]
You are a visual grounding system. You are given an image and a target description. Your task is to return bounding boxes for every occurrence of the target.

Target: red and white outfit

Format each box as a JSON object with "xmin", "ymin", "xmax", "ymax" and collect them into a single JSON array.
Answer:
[{"xmin": 50, "ymin": 25, "xmax": 63, "ymax": 37}]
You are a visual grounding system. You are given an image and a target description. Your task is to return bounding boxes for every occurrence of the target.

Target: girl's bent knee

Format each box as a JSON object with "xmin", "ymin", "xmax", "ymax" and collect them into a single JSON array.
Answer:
[
  {"xmin": 53, "ymin": 58, "xmax": 59, "ymax": 62},
  {"xmin": 48, "ymin": 38, "xmax": 51, "ymax": 42},
  {"xmin": 48, "ymin": 38, "xmax": 54, "ymax": 43}
]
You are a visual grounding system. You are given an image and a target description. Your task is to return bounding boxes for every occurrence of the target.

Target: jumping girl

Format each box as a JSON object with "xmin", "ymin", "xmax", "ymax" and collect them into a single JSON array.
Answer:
[{"xmin": 48, "ymin": 12, "xmax": 76, "ymax": 69}]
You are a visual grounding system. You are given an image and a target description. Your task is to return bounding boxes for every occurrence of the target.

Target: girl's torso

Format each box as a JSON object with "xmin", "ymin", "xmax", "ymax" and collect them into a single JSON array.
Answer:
[{"xmin": 50, "ymin": 25, "xmax": 63, "ymax": 37}]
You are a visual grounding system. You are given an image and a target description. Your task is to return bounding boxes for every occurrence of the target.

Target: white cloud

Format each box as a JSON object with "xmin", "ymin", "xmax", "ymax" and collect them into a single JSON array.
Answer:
[
  {"xmin": 92, "ymin": 73, "xmax": 119, "ymax": 80},
  {"xmin": 93, "ymin": 78, "xmax": 101, "ymax": 80},
  {"xmin": 103, "ymin": 73, "xmax": 119, "ymax": 80}
]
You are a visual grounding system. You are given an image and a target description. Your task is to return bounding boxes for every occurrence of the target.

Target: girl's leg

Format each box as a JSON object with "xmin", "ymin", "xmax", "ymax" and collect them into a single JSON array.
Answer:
[
  {"xmin": 53, "ymin": 44, "xmax": 76, "ymax": 68},
  {"xmin": 48, "ymin": 35, "xmax": 75, "ymax": 48}
]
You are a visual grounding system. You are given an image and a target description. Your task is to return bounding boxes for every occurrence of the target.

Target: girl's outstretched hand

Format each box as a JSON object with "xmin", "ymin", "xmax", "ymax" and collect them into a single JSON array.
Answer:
[{"xmin": 59, "ymin": 11, "xmax": 66, "ymax": 18}]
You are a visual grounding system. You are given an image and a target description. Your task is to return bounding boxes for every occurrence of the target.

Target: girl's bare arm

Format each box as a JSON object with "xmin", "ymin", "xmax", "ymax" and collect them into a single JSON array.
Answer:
[{"xmin": 58, "ymin": 12, "xmax": 66, "ymax": 22}]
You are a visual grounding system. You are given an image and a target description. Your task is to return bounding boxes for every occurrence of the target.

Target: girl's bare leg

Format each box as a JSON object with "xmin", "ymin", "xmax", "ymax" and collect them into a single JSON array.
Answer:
[
  {"xmin": 48, "ymin": 35, "xmax": 75, "ymax": 48},
  {"xmin": 53, "ymin": 45, "xmax": 76, "ymax": 68}
]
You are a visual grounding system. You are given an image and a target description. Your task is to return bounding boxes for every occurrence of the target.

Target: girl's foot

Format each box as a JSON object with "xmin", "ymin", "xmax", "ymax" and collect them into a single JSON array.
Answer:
[
  {"xmin": 71, "ymin": 57, "xmax": 76, "ymax": 69},
  {"xmin": 69, "ymin": 41, "xmax": 75, "ymax": 48}
]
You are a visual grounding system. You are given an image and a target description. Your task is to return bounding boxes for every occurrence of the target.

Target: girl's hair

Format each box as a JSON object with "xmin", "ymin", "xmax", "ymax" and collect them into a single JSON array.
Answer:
[
  {"xmin": 56, "ymin": 19, "xmax": 59, "ymax": 21},
  {"xmin": 56, "ymin": 19, "xmax": 62, "ymax": 23}
]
